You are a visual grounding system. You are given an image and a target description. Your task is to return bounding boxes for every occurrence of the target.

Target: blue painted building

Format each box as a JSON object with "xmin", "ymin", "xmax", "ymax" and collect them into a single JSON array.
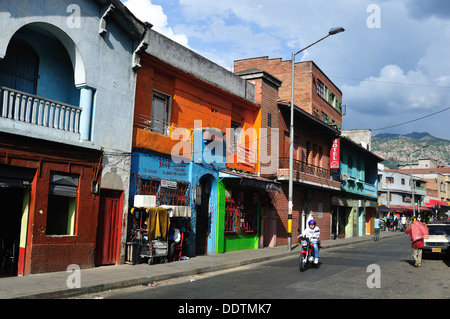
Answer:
[
  {"xmin": 130, "ymin": 29, "xmax": 262, "ymax": 259},
  {"xmin": 0, "ymin": 0, "xmax": 149, "ymax": 275},
  {"xmin": 129, "ymin": 128, "xmax": 225, "ymax": 258},
  {"xmin": 331, "ymin": 130, "xmax": 383, "ymax": 238}
]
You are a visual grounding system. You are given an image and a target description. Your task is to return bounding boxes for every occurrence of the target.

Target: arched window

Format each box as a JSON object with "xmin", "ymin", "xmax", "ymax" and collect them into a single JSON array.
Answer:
[{"xmin": 0, "ymin": 39, "xmax": 39, "ymax": 95}]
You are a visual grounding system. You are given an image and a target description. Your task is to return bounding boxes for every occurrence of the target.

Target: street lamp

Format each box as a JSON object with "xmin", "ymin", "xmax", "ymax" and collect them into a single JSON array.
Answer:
[
  {"xmin": 409, "ymin": 144, "xmax": 429, "ymax": 218},
  {"xmin": 288, "ymin": 27, "xmax": 345, "ymax": 250}
]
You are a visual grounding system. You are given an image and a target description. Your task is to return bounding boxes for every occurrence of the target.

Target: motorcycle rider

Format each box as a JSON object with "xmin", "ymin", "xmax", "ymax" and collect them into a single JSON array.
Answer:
[{"xmin": 298, "ymin": 220, "xmax": 321, "ymax": 264}]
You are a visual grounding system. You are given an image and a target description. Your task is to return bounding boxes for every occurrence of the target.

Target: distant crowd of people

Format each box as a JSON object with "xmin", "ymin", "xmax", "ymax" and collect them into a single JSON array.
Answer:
[{"xmin": 381, "ymin": 212, "xmax": 448, "ymax": 233}]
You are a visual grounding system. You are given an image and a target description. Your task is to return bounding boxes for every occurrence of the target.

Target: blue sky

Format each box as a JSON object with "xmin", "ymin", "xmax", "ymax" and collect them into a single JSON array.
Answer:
[{"xmin": 122, "ymin": 0, "xmax": 450, "ymax": 141}]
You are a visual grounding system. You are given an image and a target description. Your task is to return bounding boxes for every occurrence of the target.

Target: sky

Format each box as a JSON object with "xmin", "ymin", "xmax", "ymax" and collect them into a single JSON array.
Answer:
[{"xmin": 122, "ymin": 0, "xmax": 450, "ymax": 141}]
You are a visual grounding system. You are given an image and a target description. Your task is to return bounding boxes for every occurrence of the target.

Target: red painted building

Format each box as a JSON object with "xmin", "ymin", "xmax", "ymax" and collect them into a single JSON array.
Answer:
[{"xmin": 0, "ymin": 133, "xmax": 102, "ymax": 276}]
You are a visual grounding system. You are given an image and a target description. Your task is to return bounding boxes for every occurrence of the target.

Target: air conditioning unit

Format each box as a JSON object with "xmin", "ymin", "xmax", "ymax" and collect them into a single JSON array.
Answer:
[
  {"xmin": 134, "ymin": 195, "xmax": 156, "ymax": 208},
  {"xmin": 340, "ymin": 173, "xmax": 350, "ymax": 181}
]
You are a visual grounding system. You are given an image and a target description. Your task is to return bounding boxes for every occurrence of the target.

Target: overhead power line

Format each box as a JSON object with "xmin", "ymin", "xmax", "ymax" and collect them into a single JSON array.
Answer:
[
  {"xmin": 333, "ymin": 76, "xmax": 450, "ymax": 89},
  {"xmin": 372, "ymin": 107, "xmax": 450, "ymax": 131}
]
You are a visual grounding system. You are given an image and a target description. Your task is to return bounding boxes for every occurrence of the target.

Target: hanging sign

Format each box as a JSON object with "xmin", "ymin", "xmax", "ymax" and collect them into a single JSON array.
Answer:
[{"xmin": 330, "ymin": 138, "xmax": 340, "ymax": 169}]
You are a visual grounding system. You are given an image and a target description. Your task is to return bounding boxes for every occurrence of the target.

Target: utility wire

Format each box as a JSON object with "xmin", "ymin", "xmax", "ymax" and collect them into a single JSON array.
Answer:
[
  {"xmin": 372, "ymin": 107, "xmax": 450, "ymax": 131},
  {"xmin": 333, "ymin": 76, "xmax": 450, "ymax": 89}
]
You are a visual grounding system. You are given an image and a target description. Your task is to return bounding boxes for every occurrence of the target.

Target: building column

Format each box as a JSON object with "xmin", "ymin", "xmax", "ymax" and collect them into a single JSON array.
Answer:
[{"xmin": 79, "ymin": 87, "xmax": 94, "ymax": 141}]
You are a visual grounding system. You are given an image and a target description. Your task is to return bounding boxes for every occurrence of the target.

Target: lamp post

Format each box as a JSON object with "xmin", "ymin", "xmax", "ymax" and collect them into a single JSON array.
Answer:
[
  {"xmin": 287, "ymin": 27, "xmax": 345, "ymax": 250},
  {"xmin": 408, "ymin": 145, "xmax": 429, "ymax": 218}
]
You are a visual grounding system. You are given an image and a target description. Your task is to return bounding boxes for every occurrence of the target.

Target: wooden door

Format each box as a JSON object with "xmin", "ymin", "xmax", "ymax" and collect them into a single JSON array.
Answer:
[{"xmin": 96, "ymin": 190, "xmax": 122, "ymax": 265}]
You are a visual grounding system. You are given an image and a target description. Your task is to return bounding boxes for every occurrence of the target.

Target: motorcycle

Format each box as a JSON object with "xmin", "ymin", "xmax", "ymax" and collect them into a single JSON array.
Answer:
[{"xmin": 298, "ymin": 235, "xmax": 319, "ymax": 272}]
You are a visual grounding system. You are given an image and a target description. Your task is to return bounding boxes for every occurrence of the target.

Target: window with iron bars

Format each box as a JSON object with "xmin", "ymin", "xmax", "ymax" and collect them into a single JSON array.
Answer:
[
  {"xmin": 136, "ymin": 177, "xmax": 190, "ymax": 206},
  {"xmin": 224, "ymin": 191, "xmax": 256, "ymax": 234}
]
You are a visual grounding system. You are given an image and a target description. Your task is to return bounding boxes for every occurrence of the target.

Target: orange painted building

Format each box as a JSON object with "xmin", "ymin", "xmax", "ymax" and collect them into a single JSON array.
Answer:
[
  {"xmin": 133, "ymin": 53, "xmax": 261, "ymax": 173},
  {"xmin": 130, "ymin": 30, "xmax": 266, "ymax": 257}
]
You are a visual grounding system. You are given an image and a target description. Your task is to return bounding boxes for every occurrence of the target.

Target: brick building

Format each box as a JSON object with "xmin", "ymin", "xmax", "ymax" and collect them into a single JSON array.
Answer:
[
  {"xmin": 235, "ymin": 57, "xmax": 342, "ymax": 245},
  {"xmin": 235, "ymin": 57, "xmax": 343, "ymax": 130}
]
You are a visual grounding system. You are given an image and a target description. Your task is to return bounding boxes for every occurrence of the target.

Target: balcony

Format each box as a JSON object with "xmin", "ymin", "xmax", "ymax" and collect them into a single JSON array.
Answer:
[
  {"xmin": 0, "ymin": 86, "xmax": 81, "ymax": 137},
  {"xmin": 278, "ymin": 157, "xmax": 340, "ymax": 190},
  {"xmin": 133, "ymin": 113, "xmax": 192, "ymax": 161}
]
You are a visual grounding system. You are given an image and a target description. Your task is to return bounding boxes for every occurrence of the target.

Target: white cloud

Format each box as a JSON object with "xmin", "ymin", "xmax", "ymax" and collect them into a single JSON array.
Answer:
[
  {"xmin": 133, "ymin": 0, "xmax": 450, "ymax": 139},
  {"xmin": 123, "ymin": 0, "xmax": 189, "ymax": 48}
]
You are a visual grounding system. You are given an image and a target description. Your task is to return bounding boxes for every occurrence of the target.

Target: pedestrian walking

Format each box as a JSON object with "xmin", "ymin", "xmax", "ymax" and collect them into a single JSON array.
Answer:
[
  {"xmin": 393, "ymin": 214, "xmax": 399, "ymax": 231},
  {"xmin": 405, "ymin": 221, "xmax": 429, "ymax": 267},
  {"xmin": 374, "ymin": 215, "xmax": 381, "ymax": 241},
  {"xmin": 401, "ymin": 214, "xmax": 407, "ymax": 232}
]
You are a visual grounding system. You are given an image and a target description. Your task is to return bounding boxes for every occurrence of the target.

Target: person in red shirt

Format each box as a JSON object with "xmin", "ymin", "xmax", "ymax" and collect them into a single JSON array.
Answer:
[{"xmin": 405, "ymin": 221, "xmax": 428, "ymax": 267}]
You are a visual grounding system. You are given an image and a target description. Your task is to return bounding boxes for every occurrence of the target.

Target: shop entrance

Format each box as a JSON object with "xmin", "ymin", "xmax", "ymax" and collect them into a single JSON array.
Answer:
[
  {"xmin": 195, "ymin": 176, "xmax": 212, "ymax": 256},
  {"xmin": 0, "ymin": 188, "xmax": 26, "ymax": 277},
  {"xmin": 0, "ymin": 165, "xmax": 34, "ymax": 277}
]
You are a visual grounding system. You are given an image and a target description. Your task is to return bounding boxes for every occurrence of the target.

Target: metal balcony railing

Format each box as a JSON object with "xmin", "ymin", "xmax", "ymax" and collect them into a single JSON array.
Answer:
[
  {"xmin": 279, "ymin": 157, "xmax": 331, "ymax": 179},
  {"xmin": 134, "ymin": 113, "xmax": 172, "ymax": 136},
  {"xmin": 0, "ymin": 86, "xmax": 81, "ymax": 134}
]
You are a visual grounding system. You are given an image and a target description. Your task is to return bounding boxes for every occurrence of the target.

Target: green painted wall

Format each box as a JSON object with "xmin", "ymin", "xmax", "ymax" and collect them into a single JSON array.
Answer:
[
  {"xmin": 217, "ymin": 181, "xmax": 226, "ymax": 253},
  {"xmin": 216, "ymin": 180, "xmax": 260, "ymax": 253}
]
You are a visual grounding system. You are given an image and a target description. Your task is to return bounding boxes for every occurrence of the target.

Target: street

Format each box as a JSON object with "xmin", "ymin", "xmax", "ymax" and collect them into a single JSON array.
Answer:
[{"xmin": 73, "ymin": 235, "xmax": 450, "ymax": 299}]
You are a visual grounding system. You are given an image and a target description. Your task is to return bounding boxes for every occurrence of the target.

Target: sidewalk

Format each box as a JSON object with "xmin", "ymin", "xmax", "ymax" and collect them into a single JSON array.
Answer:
[{"xmin": 0, "ymin": 231, "xmax": 404, "ymax": 299}]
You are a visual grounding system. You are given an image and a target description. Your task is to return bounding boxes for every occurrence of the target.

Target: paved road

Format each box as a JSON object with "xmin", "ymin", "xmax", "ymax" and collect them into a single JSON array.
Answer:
[{"xmin": 74, "ymin": 235, "xmax": 450, "ymax": 300}]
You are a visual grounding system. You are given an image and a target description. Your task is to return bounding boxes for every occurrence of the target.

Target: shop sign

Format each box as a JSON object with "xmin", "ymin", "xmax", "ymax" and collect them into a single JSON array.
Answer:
[
  {"xmin": 330, "ymin": 138, "xmax": 340, "ymax": 169},
  {"xmin": 161, "ymin": 179, "xmax": 177, "ymax": 189}
]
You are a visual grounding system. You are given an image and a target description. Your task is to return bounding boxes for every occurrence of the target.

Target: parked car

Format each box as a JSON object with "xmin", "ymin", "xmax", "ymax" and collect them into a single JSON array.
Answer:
[{"xmin": 423, "ymin": 222, "xmax": 450, "ymax": 256}]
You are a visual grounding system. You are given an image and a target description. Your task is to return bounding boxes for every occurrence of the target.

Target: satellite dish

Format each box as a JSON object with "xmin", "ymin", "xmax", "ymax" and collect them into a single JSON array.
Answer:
[{"xmin": 340, "ymin": 173, "xmax": 350, "ymax": 181}]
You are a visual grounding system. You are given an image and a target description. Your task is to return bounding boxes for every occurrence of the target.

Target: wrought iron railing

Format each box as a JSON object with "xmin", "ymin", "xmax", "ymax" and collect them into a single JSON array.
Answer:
[
  {"xmin": 134, "ymin": 113, "xmax": 172, "ymax": 136},
  {"xmin": 278, "ymin": 157, "xmax": 331, "ymax": 179},
  {"xmin": 0, "ymin": 86, "xmax": 81, "ymax": 133}
]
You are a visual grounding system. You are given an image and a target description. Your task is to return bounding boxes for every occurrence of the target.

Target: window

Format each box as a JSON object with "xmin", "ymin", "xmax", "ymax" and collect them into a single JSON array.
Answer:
[
  {"xmin": 151, "ymin": 91, "xmax": 171, "ymax": 136},
  {"xmin": 318, "ymin": 146, "xmax": 323, "ymax": 167},
  {"xmin": 267, "ymin": 113, "xmax": 272, "ymax": 127},
  {"xmin": 317, "ymin": 79, "xmax": 325, "ymax": 98},
  {"xmin": 386, "ymin": 176, "xmax": 394, "ymax": 184},
  {"xmin": 138, "ymin": 178, "xmax": 190, "ymax": 206},
  {"xmin": 0, "ymin": 39, "xmax": 39, "ymax": 95},
  {"xmin": 328, "ymin": 91, "xmax": 335, "ymax": 105},
  {"xmin": 348, "ymin": 155, "xmax": 353, "ymax": 169},
  {"xmin": 224, "ymin": 190, "xmax": 257, "ymax": 234},
  {"xmin": 401, "ymin": 178, "xmax": 405, "ymax": 185},
  {"xmin": 229, "ymin": 121, "xmax": 241, "ymax": 154},
  {"xmin": 46, "ymin": 173, "xmax": 79, "ymax": 236},
  {"xmin": 306, "ymin": 141, "xmax": 311, "ymax": 164}
]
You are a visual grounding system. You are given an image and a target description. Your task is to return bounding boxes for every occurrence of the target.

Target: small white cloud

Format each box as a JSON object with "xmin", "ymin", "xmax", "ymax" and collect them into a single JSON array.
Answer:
[{"xmin": 123, "ymin": 0, "xmax": 189, "ymax": 48}]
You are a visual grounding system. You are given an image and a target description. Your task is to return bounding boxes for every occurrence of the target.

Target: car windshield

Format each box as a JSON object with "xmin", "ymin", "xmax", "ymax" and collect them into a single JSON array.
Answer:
[{"xmin": 428, "ymin": 225, "xmax": 450, "ymax": 236}]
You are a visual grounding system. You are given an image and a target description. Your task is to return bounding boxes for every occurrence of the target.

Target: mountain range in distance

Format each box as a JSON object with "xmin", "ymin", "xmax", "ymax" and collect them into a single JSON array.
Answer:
[
  {"xmin": 374, "ymin": 132, "xmax": 448, "ymax": 140},
  {"xmin": 371, "ymin": 131, "xmax": 450, "ymax": 169}
]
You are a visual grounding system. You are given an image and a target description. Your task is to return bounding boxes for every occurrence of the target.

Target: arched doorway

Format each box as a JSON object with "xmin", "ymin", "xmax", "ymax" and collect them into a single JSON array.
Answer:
[{"xmin": 195, "ymin": 175, "xmax": 213, "ymax": 256}]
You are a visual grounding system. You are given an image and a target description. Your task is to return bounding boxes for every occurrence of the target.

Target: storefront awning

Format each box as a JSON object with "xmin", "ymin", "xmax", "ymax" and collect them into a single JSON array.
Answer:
[
  {"xmin": 378, "ymin": 205, "xmax": 393, "ymax": 213},
  {"xmin": 219, "ymin": 170, "xmax": 280, "ymax": 191},
  {"xmin": 160, "ymin": 205, "xmax": 191, "ymax": 217},
  {"xmin": 426, "ymin": 199, "xmax": 449, "ymax": 208},
  {"xmin": 387, "ymin": 205, "xmax": 432, "ymax": 214}
]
